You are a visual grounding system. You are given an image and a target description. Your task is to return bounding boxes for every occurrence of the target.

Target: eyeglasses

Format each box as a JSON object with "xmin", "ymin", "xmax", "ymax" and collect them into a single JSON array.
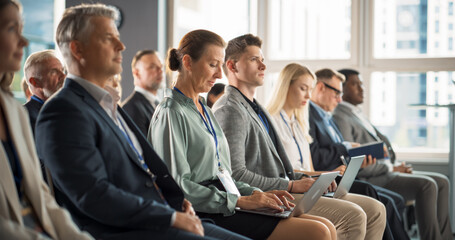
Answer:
[{"xmin": 322, "ymin": 82, "xmax": 343, "ymax": 97}]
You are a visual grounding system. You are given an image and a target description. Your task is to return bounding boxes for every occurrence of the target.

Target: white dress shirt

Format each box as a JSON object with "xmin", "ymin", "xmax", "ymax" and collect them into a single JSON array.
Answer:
[
  {"xmin": 272, "ymin": 110, "xmax": 312, "ymax": 171},
  {"xmin": 135, "ymin": 86, "xmax": 160, "ymax": 108}
]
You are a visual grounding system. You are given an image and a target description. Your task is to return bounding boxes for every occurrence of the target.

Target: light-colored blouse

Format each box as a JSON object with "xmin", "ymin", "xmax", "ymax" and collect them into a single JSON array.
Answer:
[
  {"xmin": 272, "ymin": 110, "xmax": 312, "ymax": 171},
  {"xmin": 149, "ymin": 88, "xmax": 258, "ymax": 216}
]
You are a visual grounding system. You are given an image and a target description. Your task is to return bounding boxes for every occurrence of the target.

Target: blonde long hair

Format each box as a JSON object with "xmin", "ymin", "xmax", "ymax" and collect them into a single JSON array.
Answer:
[{"xmin": 266, "ymin": 63, "xmax": 315, "ymax": 143}]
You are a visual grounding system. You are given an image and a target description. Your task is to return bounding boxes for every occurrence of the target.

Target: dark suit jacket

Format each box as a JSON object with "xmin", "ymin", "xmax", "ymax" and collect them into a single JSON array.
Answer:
[
  {"xmin": 332, "ymin": 103, "xmax": 396, "ymax": 163},
  {"xmin": 122, "ymin": 91, "xmax": 156, "ymax": 137},
  {"xmin": 24, "ymin": 97, "xmax": 43, "ymax": 135},
  {"xmin": 309, "ymin": 103, "xmax": 348, "ymax": 171},
  {"xmin": 35, "ymin": 79, "xmax": 184, "ymax": 239},
  {"xmin": 24, "ymin": 97, "xmax": 50, "ymax": 183}
]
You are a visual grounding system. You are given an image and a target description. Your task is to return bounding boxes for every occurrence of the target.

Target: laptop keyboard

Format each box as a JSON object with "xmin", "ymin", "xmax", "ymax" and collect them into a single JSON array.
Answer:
[{"xmin": 253, "ymin": 206, "xmax": 294, "ymax": 217}]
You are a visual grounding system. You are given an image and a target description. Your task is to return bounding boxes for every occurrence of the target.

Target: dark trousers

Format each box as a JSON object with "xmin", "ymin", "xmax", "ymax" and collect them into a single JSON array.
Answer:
[
  {"xmin": 100, "ymin": 221, "xmax": 250, "ymax": 240},
  {"xmin": 348, "ymin": 179, "xmax": 409, "ymax": 240}
]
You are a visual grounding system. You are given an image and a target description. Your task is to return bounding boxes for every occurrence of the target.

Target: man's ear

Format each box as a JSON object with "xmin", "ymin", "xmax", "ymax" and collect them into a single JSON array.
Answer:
[
  {"xmin": 226, "ymin": 59, "xmax": 236, "ymax": 73},
  {"xmin": 132, "ymin": 67, "xmax": 139, "ymax": 79},
  {"xmin": 182, "ymin": 54, "xmax": 192, "ymax": 72},
  {"xmin": 69, "ymin": 40, "xmax": 84, "ymax": 62},
  {"xmin": 28, "ymin": 77, "xmax": 41, "ymax": 88}
]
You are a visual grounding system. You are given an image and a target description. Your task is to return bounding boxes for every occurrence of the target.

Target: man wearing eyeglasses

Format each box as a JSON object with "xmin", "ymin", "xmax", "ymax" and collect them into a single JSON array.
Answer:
[
  {"xmin": 309, "ymin": 68, "xmax": 414, "ymax": 240},
  {"xmin": 309, "ymin": 68, "xmax": 368, "ymax": 172}
]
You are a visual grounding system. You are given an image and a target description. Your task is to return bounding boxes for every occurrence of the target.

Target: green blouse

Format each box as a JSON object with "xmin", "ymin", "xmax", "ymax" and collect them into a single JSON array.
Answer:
[{"xmin": 148, "ymin": 88, "xmax": 258, "ymax": 216}]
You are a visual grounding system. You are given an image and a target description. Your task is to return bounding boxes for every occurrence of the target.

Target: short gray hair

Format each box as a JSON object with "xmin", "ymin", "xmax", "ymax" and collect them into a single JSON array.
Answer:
[
  {"xmin": 56, "ymin": 3, "xmax": 117, "ymax": 65},
  {"xmin": 23, "ymin": 49, "xmax": 58, "ymax": 84}
]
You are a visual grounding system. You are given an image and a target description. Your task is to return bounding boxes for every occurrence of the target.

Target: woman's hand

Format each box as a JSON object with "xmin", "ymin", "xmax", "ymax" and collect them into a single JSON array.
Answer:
[
  {"xmin": 236, "ymin": 191, "xmax": 285, "ymax": 211},
  {"xmin": 265, "ymin": 190, "xmax": 295, "ymax": 209},
  {"xmin": 288, "ymin": 178, "xmax": 316, "ymax": 193}
]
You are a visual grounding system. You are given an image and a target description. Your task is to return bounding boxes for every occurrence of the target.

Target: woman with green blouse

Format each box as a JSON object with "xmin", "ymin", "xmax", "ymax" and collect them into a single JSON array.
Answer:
[{"xmin": 148, "ymin": 29, "xmax": 336, "ymax": 240}]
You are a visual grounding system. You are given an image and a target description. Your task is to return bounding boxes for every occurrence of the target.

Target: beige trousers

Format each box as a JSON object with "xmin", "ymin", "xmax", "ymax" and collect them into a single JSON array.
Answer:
[{"xmin": 292, "ymin": 193, "xmax": 386, "ymax": 240}]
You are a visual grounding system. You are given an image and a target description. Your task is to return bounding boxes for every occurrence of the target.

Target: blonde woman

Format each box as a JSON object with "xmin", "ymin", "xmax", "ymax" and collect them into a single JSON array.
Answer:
[{"xmin": 267, "ymin": 63, "xmax": 386, "ymax": 240}]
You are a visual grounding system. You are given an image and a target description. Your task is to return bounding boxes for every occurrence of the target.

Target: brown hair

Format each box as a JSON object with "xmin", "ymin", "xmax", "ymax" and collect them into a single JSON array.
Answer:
[
  {"xmin": 315, "ymin": 68, "xmax": 345, "ymax": 83},
  {"xmin": 167, "ymin": 29, "xmax": 225, "ymax": 72},
  {"xmin": 131, "ymin": 50, "xmax": 157, "ymax": 70},
  {"xmin": 223, "ymin": 34, "xmax": 262, "ymax": 74}
]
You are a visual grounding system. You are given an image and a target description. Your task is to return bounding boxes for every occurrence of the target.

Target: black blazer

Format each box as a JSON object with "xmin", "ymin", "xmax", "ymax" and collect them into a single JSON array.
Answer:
[
  {"xmin": 35, "ymin": 79, "xmax": 184, "ymax": 238},
  {"xmin": 24, "ymin": 97, "xmax": 43, "ymax": 135},
  {"xmin": 309, "ymin": 103, "xmax": 348, "ymax": 171},
  {"xmin": 122, "ymin": 91, "xmax": 156, "ymax": 137}
]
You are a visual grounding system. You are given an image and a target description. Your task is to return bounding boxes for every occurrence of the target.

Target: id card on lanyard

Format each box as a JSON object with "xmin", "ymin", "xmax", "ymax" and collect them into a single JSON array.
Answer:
[
  {"xmin": 217, "ymin": 169, "xmax": 241, "ymax": 196},
  {"xmin": 174, "ymin": 87, "xmax": 240, "ymax": 196}
]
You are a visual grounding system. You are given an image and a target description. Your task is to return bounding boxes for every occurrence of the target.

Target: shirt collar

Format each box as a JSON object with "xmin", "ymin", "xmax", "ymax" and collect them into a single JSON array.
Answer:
[
  {"xmin": 165, "ymin": 88, "xmax": 207, "ymax": 106},
  {"xmin": 135, "ymin": 86, "xmax": 158, "ymax": 105},
  {"xmin": 68, "ymin": 73, "xmax": 118, "ymax": 115},
  {"xmin": 310, "ymin": 100, "xmax": 331, "ymax": 121},
  {"xmin": 279, "ymin": 109, "xmax": 296, "ymax": 123},
  {"xmin": 339, "ymin": 101, "xmax": 362, "ymax": 114},
  {"xmin": 68, "ymin": 74, "xmax": 110, "ymax": 103},
  {"xmin": 230, "ymin": 86, "xmax": 260, "ymax": 114}
]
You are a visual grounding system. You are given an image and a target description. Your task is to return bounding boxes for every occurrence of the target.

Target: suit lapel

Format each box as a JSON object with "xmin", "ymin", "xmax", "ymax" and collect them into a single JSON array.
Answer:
[
  {"xmin": 228, "ymin": 88, "xmax": 286, "ymax": 170},
  {"xmin": 0, "ymin": 92, "xmax": 56, "ymax": 236},
  {"xmin": 0, "ymin": 93, "xmax": 22, "ymax": 222},
  {"xmin": 339, "ymin": 104, "xmax": 379, "ymax": 141},
  {"xmin": 118, "ymin": 107, "xmax": 168, "ymax": 176},
  {"xmin": 136, "ymin": 92, "xmax": 156, "ymax": 112},
  {"xmin": 68, "ymin": 80, "xmax": 149, "ymax": 174},
  {"xmin": 310, "ymin": 104, "xmax": 335, "ymax": 142}
]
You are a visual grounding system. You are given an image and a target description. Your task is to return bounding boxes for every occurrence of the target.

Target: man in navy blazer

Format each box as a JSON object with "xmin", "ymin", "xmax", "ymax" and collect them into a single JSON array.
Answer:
[
  {"xmin": 23, "ymin": 49, "xmax": 65, "ymax": 135},
  {"xmin": 122, "ymin": 50, "xmax": 163, "ymax": 136},
  {"xmin": 35, "ymin": 4, "xmax": 245, "ymax": 240}
]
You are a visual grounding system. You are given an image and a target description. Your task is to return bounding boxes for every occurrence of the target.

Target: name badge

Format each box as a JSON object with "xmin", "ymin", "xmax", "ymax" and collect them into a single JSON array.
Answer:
[{"xmin": 217, "ymin": 170, "xmax": 241, "ymax": 196}]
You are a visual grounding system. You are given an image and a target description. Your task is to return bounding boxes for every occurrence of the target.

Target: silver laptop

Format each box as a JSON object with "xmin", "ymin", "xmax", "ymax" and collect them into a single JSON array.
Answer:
[
  {"xmin": 236, "ymin": 171, "xmax": 338, "ymax": 218},
  {"xmin": 324, "ymin": 155, "xmax": 364, "ymax": 198}
]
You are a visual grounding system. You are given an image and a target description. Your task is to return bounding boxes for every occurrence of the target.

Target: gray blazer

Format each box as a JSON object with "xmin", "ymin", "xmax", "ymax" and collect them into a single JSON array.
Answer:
[
  {"xmin": 333, "ymin": 103, "xmax": 396, "ymax": 163},
  {"xmin": 333, "ymin": 103, "xmax": 397, "ymax": 186},
  {"xmin": 213, "ymin": 86, "xmax": 303, "ymax": 191}
]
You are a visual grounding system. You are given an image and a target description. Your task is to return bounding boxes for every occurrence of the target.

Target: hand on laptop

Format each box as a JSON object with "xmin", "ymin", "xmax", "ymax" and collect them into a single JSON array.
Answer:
[
  {"xmin": 393, "ymin": 162, "xmax": 413, "ymax": 173},
  {"xmin": 333, "ymin": 165, "xmax": 346, "ymax": 175},
  {"xmin": 289, "ymin": 178, "xmax": 316, "ymax": 193},
  {"xmin": 236, "ymin": 191, "xmax": 287, "ymax": 212},
  {"xmin": 327, "ymin": 180, "xmax": 338, "ymax": 193},
  {"xmin": 265, "ymin": 190, "xmax": 296, "ymax": 210},
  {"xmin": 360, "ymin": 155, "xmax": 376, "ymax": 168}
]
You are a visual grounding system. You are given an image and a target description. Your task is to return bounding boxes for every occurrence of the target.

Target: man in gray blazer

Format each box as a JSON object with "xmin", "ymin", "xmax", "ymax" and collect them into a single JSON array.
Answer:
[
  {"xmin": 213, "ymin": 34, "xmax": 387, "ymax": 240},
  {"xmin": 332, "ymin": 69, "xmax": 452, "ymax": 240}
]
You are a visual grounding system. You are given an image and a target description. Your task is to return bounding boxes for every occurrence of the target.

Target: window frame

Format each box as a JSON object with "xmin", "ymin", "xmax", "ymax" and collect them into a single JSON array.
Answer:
[{"xmin": 166, "ymin": 0, "xmax": 455, "ymax": 160}]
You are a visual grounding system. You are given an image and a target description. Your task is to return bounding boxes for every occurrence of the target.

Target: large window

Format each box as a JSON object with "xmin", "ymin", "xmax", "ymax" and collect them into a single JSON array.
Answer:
[
  {"xmin": 172, "ymin": 0, "xmax": 255, "ymax": 47},
  {"xmin": 170, "ymin": 0, "xmax": 256, "ymax": 86},
  {"xmin": 368, "ymin": 0, "xmax": 455, "ymax": 155},
  {"xmin": 370, "ymin": 71, "xmax": 454, "ymax": 152},
  {"xmin": 267, "ymin": 0, "xmax": 351, "ymax": 60},
  {"xmin": 169, "ymin": 0, "xmax": 455, "ymax": 158},
  {"xmin": 374, "ymin": 0, "xmax": 455, "ymax": 58}
]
